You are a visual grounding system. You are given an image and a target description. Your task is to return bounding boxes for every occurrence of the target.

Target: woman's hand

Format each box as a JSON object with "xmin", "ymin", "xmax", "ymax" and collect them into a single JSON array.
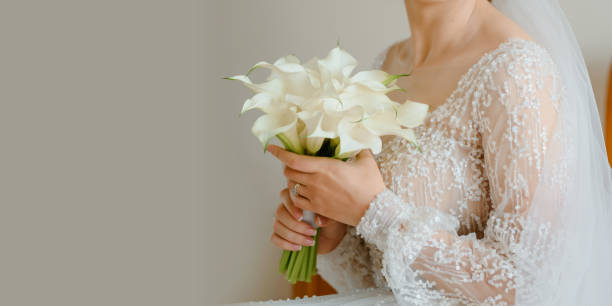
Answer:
[
  {"xmin": 270, "ymin": 187, "xmax": 347, "ymax": 254},
  {"xmin": 267, "ymin": 144, "xmax": 385, "ymax": 227}
]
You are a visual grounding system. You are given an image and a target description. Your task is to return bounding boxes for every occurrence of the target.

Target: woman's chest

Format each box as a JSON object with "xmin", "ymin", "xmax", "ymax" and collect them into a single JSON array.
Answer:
[
  {"xmin": 374, "ymin": 101, "xmax": 492, "ymax": 236},
  {"xmin": 385, "ymin": 61, "xmax": 480, "ymax": 113}
]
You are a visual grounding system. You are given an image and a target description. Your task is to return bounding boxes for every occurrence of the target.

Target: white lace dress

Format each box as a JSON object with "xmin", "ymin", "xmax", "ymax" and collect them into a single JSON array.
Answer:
[{"xmin": 231, "ymin": 38, "xmax": 569, "ymax": 306}]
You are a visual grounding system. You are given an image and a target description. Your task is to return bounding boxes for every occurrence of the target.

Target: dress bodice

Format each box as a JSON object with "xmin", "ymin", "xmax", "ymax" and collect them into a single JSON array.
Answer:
[{"xmin": 317, "ymin": 38, "xmax": 567, "ymax": 305}]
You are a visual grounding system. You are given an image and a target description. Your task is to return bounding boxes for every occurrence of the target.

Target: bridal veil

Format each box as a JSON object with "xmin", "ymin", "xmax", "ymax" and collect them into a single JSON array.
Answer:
[{"xmin": 492, "ymin": 0, "xmax": 612, "ymax": 304}]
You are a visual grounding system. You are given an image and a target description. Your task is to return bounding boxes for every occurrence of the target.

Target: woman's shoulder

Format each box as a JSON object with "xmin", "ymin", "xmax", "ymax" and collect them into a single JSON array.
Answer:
[
  {"xmin": 472, "ymin": 38, "xmax": 562, "ymax": 117},
  {"xmin": 474, "ymin": 37, "xmax": 558, "ymax": 88},
  {"xmin": 475, "ymin": 7, "xmax": 558, "ymax": 80}
]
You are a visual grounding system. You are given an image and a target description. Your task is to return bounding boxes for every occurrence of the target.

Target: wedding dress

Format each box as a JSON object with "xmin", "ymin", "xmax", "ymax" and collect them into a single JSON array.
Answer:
[{"xmin": 227, "ymin": 1, "xmax": 612, "ymax": 305}]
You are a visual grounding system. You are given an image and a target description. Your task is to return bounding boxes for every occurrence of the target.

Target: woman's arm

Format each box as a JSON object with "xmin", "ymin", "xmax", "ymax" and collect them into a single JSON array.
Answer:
[{"xmin": 355, "ymin": 45, "xmax": 564, "ymax": 305}]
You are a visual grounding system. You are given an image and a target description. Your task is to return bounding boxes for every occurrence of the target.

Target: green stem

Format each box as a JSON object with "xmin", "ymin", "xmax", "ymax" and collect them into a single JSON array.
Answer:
[
  {"xmin": 285, "ymin": 250, "xmax": 298, "ymax": 281},
  {"xmin": 299, "ymin": 248, "xmax": 308, "ymax": 282},
  {"xmin": 305, "ymin": 245, "xmax": 313, "ymax": 282},
  {"xmin": 289, "ymin": 248, "xmax": 306, "ymax": 284},
  {"xmin": 382, "ymin": 73, "xmax": 411, "ymax": 86},
  {"xmin": 279, "ymin": 250, "xmax": 291, "ymax": 274},
  {"xmin": 313, "ymin": 229, "xmax": 319, "ymax": 275}
]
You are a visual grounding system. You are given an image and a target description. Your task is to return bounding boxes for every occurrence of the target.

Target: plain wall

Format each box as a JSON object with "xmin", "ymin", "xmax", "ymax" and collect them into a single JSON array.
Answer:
[
  {"xmin": 1, "ymin": 1, "xmax": 609, "ymax": 306},
  {"xmin": 2, "ymin": 1, "xmax": 206, "ymax": 306}
]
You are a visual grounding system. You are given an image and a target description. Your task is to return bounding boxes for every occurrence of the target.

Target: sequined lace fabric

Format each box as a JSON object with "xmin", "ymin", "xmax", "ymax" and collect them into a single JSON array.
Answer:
[{"xmin": 317, "ymin": 38, "xmax": 568, "ymax": 306}]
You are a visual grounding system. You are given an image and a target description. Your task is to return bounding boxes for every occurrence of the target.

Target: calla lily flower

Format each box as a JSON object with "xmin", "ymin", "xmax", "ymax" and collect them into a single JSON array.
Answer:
[
  {"xmin": 396, "ymin": 99, "xmax": 429, "ymax": 128},
  {"xmin": 317, "ymin": 46, "xmax": 358, "ymax": 85},
  {"xmin": 349, "ymin": 70, "xmax": 404, "ymax": 94},
  {"xmin": 252, "ymin": 107, "xmax": 304, "ymax": 154},
  {"xmin": 240, "ymin": 92, "xmax": 279, "ymax": 115},
  {"xmin": 335, "ymin": 119, "xmax": 382, "ymax": 158},
  {"xmin": 362, "ymin": 110, "xmax": 417, "ymax": 143},
  {"xmin": 226, "ymin": 43, "xmax": 428, "ymax": 159},
  {"xmin": 224, "ymin": 75, "xmax": 284, "ymax": 98}
]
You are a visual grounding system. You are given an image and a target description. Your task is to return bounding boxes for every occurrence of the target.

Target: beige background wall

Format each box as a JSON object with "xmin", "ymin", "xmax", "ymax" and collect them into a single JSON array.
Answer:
[{"xmin": 2, "ymin": 1, "xmax": 609, "ymax": 306}]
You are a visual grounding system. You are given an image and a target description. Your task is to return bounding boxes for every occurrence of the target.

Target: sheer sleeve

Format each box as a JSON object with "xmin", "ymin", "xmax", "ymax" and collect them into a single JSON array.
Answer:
[
  {"xmin": 316, "ymin": 226, "xmax": 376, "ymax": 292},
  {"xmin": 355, "ymin": 45, "xmax": 565, "ymax": 305}
]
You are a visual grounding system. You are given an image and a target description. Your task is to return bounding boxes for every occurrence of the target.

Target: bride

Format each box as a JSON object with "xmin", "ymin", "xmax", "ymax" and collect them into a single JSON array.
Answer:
[{"xmin": 239, "ymin": 0, "xmax": 612, "ymax": 305}]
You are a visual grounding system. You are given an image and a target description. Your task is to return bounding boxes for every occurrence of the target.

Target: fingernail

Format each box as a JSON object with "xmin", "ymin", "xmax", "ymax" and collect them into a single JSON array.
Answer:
[
  {"xmin": 315, "ymin": 216, "xmax": 321, "ymax": 226},
  {"xmin": 293, "ymin": 244, "xmax": 302, "ymax": 251},
  {"xmin": 304, "ymin": 239, "xmax": 315, "ymax": 246},
  {"xmin": 296, "ymin": 213, "xmax": 303, "ymax": 221},
  {"xmin": 306, "ymin": 228, "xmax": 316, "ymax": 236}
]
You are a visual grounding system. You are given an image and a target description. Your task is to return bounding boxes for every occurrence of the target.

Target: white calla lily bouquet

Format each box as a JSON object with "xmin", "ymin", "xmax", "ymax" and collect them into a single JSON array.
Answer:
[{"xmin": 225, "ymin": 42, "xmax": 428, "ymax": 284}]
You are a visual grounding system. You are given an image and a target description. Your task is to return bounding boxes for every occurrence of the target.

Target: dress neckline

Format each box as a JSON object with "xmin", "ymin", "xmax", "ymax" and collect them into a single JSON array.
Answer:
[
  {"xmin": 378, "ymin": 37, "xmax": 540, "ymax": 123},
  {"xmin": 427, "ymin": 38, "xmax": 539, "ymax": 121}
]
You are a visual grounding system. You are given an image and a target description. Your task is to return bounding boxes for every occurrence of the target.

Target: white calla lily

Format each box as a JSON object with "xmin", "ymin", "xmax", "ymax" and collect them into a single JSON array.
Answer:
[
  {"xmin": 349, "ymin": 70, "xmax": 388, "ymax": 92},
  {"xmin": 274, "ymin": 54, "xmax": 301, "ymax": 65},
  {"xmin": 396, "ymin": 99, "xmax": 429, "ymax": 128},
  {"xmin": 335, "ymin": 119, "xmax": 382, "ymax": 158},
  {"xmin": 317, "ymin": 46, "xmax": 357, "ymax": 84},
  {"xmin": 246, "ymin": 58, "xmax": 317, "ymax": 98},
  {"xmin": 350, "ymin": 70, "xmax": 388, "ymax": 83},
  {"xmin": 302, "ymin": 57, "xmax": 322, "ymax": 89},
  {"xmin": 240, "ymin": 92, "xmax": 278, "ymax": 115},
  {"xmin": 362, "ymin": 111, "xmax": 418, "ymax": 143},
  {"xmin": 298, "ymin": 110, "xmax": 341, "ymax": 154},
  {"xmin": 252, "ymin": 108, "xmax": 304, "ymax": 154},
  {"xmin": 350, "ymin": 70, "xmax": 409, "ymax": 94},
  {"xmin": 321, "ymin": 97, "xmax": 343, "ymax": 113},
  {"xmin": 339, "ymin": 83, "xmax": 394, "ymax": 113},
  {"xmin": 248, "ymin": 61, "xmax": 304, "ymax": 75},
  {"xmin": 224, "ymin": 75, "xmax": 284, "ymax": 98}
]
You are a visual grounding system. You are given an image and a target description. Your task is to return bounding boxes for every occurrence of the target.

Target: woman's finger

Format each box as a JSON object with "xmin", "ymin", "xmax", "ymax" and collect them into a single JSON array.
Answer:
[
  {"xmin": 283, "ymin": 165, "xmax": 312, "ymax": 185},
  {"xmin": 267, "ymin": 144, "xmax": 328, "ymax": 173},
  {"xmin": 290, "ymin": 191, "xmax": 312, "ymax": 211},
  {"xmin": 273, "ymin": 217, "xmax": 315, "ymax": 247},
  {"xmin": 315, "ymin": 214, "xmax": 330, "ymax": 227},
  {"xmin": 276, "ymin": 203, "xmax": 317, "ymax": 237},
  {"xmin": 287, "ymin": 180, "xmax": 313, "ymax": 201},
  {"xmin": 280, "ymin": 188, "xmax": 303, "ymax": 221},
  {"xmin": 270, "ymin": 233, "xmax": 302, "ymax": 251},
  {"xmin": 355, "ymin": 148, "xmax": 376, "ymax": 161}
]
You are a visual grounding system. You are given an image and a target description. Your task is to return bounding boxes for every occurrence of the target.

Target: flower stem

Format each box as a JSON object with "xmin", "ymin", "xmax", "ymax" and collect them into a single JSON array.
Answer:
[
  {"xmin": 279, "ymin": 250, "xmax": 291, "ymax": 274},
  {"xmin": 289, "ymin": 247, "xmax": 306, "ymax": 283}
]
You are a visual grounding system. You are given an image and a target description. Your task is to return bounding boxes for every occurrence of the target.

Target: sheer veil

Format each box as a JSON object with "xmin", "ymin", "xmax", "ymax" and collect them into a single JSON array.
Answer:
[{"xmin": 493, "ymin": 0, "xmax": 612, "ymax": 304}]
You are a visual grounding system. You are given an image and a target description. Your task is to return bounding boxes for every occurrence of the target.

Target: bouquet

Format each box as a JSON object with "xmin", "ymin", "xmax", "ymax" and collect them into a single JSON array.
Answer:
[{"xmin": 224, "ymin": 42, "xmax": 428, "ymax": 283}]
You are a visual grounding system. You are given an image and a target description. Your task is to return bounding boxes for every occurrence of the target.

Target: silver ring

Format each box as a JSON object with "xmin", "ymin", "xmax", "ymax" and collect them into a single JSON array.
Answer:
[{"xmin": 291, "ymin": 183, "xmax": 300, "ymax": 197}]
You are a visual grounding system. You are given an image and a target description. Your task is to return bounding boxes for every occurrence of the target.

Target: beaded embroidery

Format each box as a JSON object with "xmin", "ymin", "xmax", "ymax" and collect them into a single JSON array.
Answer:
[{"xmin": 318, "ymin": 38, "xmax": 568, "ymax": 305}]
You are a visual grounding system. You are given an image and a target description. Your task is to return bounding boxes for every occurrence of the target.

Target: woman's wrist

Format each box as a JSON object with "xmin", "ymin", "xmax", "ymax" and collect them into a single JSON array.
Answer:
[
  {"xmin": 355, "ymin": 187, "xmax": 404, "ymax": 249},
  {"xmin": 348, "ymin": 184, "xmax": 386, "ymax": 227}
]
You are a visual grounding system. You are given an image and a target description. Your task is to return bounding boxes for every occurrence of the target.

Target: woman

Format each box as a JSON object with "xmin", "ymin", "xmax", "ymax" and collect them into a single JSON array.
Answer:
[{"xmin": 263, "ymin": 0, "xmax": 612, "ymax": 305}]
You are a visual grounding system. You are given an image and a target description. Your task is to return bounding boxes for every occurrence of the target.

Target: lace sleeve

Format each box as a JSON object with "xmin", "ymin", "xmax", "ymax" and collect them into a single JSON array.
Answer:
[
  {"xmin": 355, "ymin": 44, "xmax": 565, "ymax": 305},
  {"xmin": 316, "ymin": 226, "xmax": 376, "ymax": 292}
]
